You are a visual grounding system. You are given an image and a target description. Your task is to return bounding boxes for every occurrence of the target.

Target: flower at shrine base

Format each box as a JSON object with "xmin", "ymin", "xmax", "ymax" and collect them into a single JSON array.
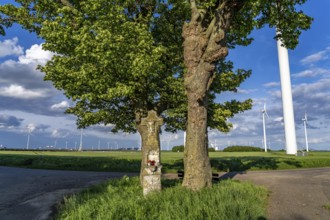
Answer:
[{"xmin": 147, "ymin": 160, "xmax": 156, "ymax": 166}]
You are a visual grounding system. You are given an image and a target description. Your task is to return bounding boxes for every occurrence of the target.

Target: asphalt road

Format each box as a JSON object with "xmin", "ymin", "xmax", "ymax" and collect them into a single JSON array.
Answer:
[
  {"xmin": 0, "ymin": 166, "xmax": 329, "ymax": 220},
  {"xmin": 0, "ymin": 166, "xmax": 137, "ymax": 220}
]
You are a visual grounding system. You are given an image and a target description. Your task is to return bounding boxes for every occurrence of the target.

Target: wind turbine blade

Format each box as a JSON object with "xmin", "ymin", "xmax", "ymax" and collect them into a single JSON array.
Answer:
[
  {"xmin": 265, "ymin": 111, "xmax": 270, "ymax": 119},
  {"xmin": 264, "ymin": 103, "xmax": 270, "ymax": 119}
]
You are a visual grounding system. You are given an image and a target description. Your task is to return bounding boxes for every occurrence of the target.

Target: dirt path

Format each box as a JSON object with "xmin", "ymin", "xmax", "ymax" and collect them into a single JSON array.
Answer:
[{"xmin": 231, "ymin": 168, "xmax": 330, "ymax": 220}]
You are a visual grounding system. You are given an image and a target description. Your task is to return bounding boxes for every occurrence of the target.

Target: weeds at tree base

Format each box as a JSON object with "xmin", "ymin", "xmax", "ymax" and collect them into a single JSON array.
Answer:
[{"xmin": 54, "ymin": 177, "xmax": 268, "ymax": 220}]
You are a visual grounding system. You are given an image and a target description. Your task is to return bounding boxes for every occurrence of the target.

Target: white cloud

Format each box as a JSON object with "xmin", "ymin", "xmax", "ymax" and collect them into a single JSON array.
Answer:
[
  {"xmin": 293, "ymin": 68, "xmax": 330, "ymax": 78},
  {"xmin": 18, "ymin": 44, "xmax": 53, "ymax": 65},
  {"xmin": 0, "ymin": 37, "xmax": 24, "ymax": 57},
  {"xmin": 300, "ymin": 48, "xmax": 330, "ymax": 65},
  {"xmin": 0, "ymin": 84, "xmax": 48, "ymax": 99},
  {"xmin": 51, "ymin": 101, "xmax": 70, "ymax": 111},
  {"xmin": 237, "ymin": 88, "xmax": 258, "ymax": 94},
  {"xmin": 293, "ymin": 79, "xmax": 330, "ymax": 95},
  {"xmin": 274, "ymin": 117, "xmax": 283, "ymax": 122},
  {"xmin": 263, "ymin": 82, "xmax": 280, "ymax": 88},
  {"xmin": 27, "ymin": 123, "xmax": 37, "ymax": 133},
  {"xmin": 51, "ymin": 129, "xmax": 69, "ymax": 138}
]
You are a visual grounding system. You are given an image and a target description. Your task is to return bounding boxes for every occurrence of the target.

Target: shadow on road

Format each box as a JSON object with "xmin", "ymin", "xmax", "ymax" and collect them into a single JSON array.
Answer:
[
  {"xmin": 219, "ymin": 171, "xmax": 246, "ymax": 180},
  {"xmin": 210, "ymin": 156, "xmax": 302, "ymax": 173}
]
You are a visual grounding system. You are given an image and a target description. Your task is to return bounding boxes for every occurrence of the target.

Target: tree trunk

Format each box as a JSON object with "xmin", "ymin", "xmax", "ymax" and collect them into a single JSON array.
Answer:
[
  {"xmin": 181, "ymin": 19, "xmax": 213, "ymax": 190},
  {"xmin": 181, "ymin": 5, "xmax": 230, "ymax": 189},
  {"xmin": 136, "ymin": 110, "xmax": 163, "ymax": 195},
  {"xmin": 182, "ymin": 90, "xmax": 212, "ymax": 190}
]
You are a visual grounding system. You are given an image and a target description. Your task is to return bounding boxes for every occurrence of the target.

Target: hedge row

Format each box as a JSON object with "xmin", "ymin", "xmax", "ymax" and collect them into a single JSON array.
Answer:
[
  {"xmin": 171, "ymin": 145, "xmax": 215, "ymax": 152},
  {"xmin": 223, "ymin": 146, "xmax": 264, "ymax": 152}
]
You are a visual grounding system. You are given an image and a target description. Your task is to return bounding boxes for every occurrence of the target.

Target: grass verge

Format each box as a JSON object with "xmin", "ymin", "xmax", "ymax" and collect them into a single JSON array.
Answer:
[
  {"xmin": 1, "ymin": 151, "xmax": 330, "ymax": 173},
  {"xmin": 55, "ymin": 177, "xmax": 268, "ymax": 220}
]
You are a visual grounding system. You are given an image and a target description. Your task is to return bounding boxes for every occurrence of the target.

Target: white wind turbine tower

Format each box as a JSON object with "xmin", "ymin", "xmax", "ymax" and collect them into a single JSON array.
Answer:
[
  {"xmin": 276, "ymin": 32, "xmax": 298, "ymax": 155},
  {"xmin": 26, "ymin": 127, "xmax": 34, "ymax": 150},
  {"xmin": 183, "ymin": 131, "xmax": 186, "ymax": 147},
  {"xmin": 261, "ymin": 103, "xmax": 269, "ymax": 152},
  {"xmin": 302, "ymin": 113, "xmax": 309, "ymax": 152},
  {"xmin": 0, "ymin": 123, "xmax": 5, "ymax": 148},
  {"xmin": 78, "ymin": 129, "xmax": 83, "ymax": 151}
]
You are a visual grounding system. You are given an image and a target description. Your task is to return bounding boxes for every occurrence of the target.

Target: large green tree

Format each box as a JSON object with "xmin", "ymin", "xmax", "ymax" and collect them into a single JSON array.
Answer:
[
  {"xmin": 1, "ymin": 0, "xmax": 264, "ymax": 190},
  {"xmin": 0, "ymin": 0, "xmax": 187, "ymax": 186},
  {"xmin": 180, "ymin": 0, "xmax": 312, "ymax": 190}
]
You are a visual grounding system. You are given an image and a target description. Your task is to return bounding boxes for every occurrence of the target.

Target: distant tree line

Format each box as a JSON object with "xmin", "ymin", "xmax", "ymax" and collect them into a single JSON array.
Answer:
[
  {"xmin": 172, "ymin": 145, "xmax": 215, "ymax": 152},
  {"xmin": 223, "ymin": 146, "xmax": 265, "ymax": 152}
]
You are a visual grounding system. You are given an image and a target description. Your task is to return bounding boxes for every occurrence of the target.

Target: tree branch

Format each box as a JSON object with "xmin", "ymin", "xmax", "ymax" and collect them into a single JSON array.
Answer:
[
  {"xmin": 190, "ymin": 0, "xmax": 197, "ymax": 12},
  {"xmin": 190, "ymin": 0, "xmax": 200, "ymax": 22},
  {"xmin": 205, "ymin": 17, "xmax": 216, "ymax": 39}
]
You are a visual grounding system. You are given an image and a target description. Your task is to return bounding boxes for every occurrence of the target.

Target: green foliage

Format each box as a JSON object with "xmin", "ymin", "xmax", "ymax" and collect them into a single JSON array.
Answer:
[
  {"xmin": 165, "ymin": 59, "xmax": 254, "ymax": 133},
  {"xmin": 0, "ymin": 14, "xmax": 12, "ymax": 35},
  {"xmin": 224, "ymin": 146, "xmax": 264, "ymax": 152},
  {"xmin": 190, "ymin": 0, "xmax": 313, "ymax": 49},
  {"xmin": 39, "ymin": 1, "xmax": 182, "ymax": 131},
  {"xmin": 55, "ymin": 177, "xmax": 268, "ymax": 220},
  {"xmin": 0, "ymin": 0, "xmax": 187, "ymax": 133},
  {"xmin": 171, "ymin": 145, "xmax": 215, "ymax": 153},
  {"xmin": 172, "ymin": 145, "xmax": 216, "ymax": 153},
  {"xmin": 172, "ymin": 145, "xmax": 184, "ymax": 152},
  {"xmin": 1, "ymin": 0, "xmax": 259, "ymax": 135}
]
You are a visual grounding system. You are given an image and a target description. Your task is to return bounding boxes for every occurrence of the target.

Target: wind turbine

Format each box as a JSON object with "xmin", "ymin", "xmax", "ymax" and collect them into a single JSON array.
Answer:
[
  {"xmin": 115, "ymin": 141, "xmax": 119, "ymax": 150},
  {"xmin": 183, "ymin": 131, "xmax": 186, "ymax": 147},
  {"xmin": 138, "ymin": 134, "xmax": 142, "ymax": 150},
  {"xmin": 302, "ymin": 113, "xmax": 309, "ymax": 152},
  {"xmin": 26, "ymin": 127, "xmax": 33, "ymax": 150},
  {"xmin": 0, "ymin": 123, "xmax": 5, "ymax": 148},
  {"xmin": 261, "ymin": 103, "xmax": 269, "ymax": 152},
  {"xmin": 161, "ymin": 134, "xmax": 174, "ymax": 151},
  {"xmin": 210, "ymin": 139, "xmax": 218, "ymax": 150},
  {"xmin": 78, "ymin": 129, "xmax": 84, "ymax": 151}
]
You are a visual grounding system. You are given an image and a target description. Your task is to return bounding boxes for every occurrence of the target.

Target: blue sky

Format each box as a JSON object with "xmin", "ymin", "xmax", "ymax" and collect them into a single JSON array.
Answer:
[{"xmin": 0, "ymin": 1, "xmax": 329, "ymax": 151}]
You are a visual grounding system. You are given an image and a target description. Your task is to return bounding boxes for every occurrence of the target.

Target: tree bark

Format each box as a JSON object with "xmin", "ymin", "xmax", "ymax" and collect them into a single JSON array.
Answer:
[
  {"xmin": 182, "ymin": 20, "xmax": 214, "ymax": 190},
  {"xmin": 181, "ymin": 3, "xmax": 232, "ymax": 190}
]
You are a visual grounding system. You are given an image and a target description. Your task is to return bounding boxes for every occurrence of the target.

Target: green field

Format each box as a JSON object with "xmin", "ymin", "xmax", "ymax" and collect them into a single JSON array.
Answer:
[{"xmin": 1, "ymin": 150, "xmax": 329, "ymax": 172}]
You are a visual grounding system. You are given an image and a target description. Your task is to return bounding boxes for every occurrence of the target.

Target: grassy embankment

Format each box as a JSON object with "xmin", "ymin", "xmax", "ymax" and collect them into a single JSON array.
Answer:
[{"xmin": 1, "ymin": 150, "xmax": 329, "ymax": 173}]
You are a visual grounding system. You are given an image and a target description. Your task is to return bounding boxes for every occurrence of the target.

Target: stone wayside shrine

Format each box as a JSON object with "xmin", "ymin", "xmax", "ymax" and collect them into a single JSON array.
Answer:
[{"xmin": 140, "ymin": 110, "xmax": 163, "ymax": 196}]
